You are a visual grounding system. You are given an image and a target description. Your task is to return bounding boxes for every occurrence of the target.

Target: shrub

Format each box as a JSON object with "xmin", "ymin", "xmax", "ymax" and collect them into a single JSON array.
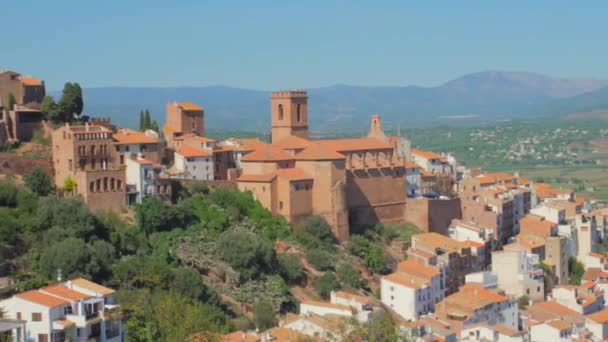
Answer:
[
  {"xmin": 337, "ymin": 263, "xmax": 363, "ymax": 288},
  {"xmin": 303, "ymin": 216, "xmax": 336, "ymax": 245},
  {"xmin": 347, "ymin": 235, "xmax": 370, "ymax": 258},
  {"xmin": 306, "ymin": 248, "xmax": 334, "ymax": 271},
  {"xmin": 253, "ymin": 300, "xmax": 275, "ymax": 330},
  {"xmin": 364, "ymin": 243, "xmax": 387, "ymax": 274},
  {"xmin": 314, "ymin": 272, "xmax": 340, "ymax": 299},
  {"xmin": 24, "ymin": 166, "xmax": 53, "ymax": 196},
  {"xmin": 278, "ymin": 254, "xmax": 304, "ymax": 284}
]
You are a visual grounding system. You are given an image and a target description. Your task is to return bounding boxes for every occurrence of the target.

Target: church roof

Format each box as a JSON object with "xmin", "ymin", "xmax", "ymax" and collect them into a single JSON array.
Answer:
[
  {"xmin": 272, "ymin": 135, "xmax": 311, "ymax": 150},
  {"xmin": 295, "ymin": 142, "xmax": 346, "ymax": 161},
  {"xmin": 240, "ymin": 146, "xmax": 293, "ymax": 162}
]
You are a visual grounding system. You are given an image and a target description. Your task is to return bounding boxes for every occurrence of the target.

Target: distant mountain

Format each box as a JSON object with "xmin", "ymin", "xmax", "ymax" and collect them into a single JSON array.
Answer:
[
  {"xmin": 537, "ymin": 84, "xmax": 608, "ymax": 117},
  {"xmin": 51, "ymin": 71, "xmax": 608, "ymax": 132}
]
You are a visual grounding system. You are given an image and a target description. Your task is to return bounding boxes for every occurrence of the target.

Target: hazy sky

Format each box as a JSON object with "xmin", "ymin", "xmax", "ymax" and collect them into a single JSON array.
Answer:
[{"xmin": 5, "ymin": 1, "xmax": 608, "ymax": 90}]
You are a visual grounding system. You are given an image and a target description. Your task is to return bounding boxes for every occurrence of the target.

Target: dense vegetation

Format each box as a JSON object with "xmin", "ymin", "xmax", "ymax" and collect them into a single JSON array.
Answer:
[{"xmin": 0, "ymin": 169, "xmax": 420, "ymax": 341}]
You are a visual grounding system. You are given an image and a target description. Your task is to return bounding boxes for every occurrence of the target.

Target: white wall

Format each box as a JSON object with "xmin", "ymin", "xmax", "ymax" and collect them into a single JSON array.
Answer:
[
  {"xmin": 299, "ymin": 303, "xmax": 352, "ymax": 318},
  {"xmin": 380, "ymin": 278, "xmax": 434, "ymax": 321},
  {"xmin": 174, "ymin": 153, "xmax": 214, "ymax": 180}
]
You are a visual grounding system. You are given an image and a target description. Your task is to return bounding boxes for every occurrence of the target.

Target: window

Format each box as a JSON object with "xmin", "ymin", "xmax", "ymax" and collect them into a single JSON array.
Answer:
[
  {"xmin": 64, "ymin": 306, "xmax": 73, "ymax": 315},
  {"xmin": 296, "ymin": 104, "xmax": 301, "ymax": 122},
  {"xmin": 90, "ymin": 145, "xmax": 95, "ymax": 155},
  {"xmin": 278, "ymin": 104, "xmax": 284, "ymax": 120},
  {"xmin": 279, "ymin": 201, "xmax": 283, "ymax": 210},
  {"xmin": 38, "ymin": 334, "xmax": 48, "ymax": 342},
  {"xmin": 16, "ymin": 312, "xmax": 21, "ymax": 320},
  {"xmin": 32, "ymin": 312, "xmax": 42, "ymax": 321},
  {"xmin": 125, "ymin": 146, "xmax": 130, "ymax": 152}
]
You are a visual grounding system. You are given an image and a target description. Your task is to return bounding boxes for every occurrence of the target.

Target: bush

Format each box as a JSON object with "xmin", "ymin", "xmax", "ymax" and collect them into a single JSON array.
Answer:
[
  {"xmin": 278, "ymin": 254, "xmax": 304, "ymax": 284},
  {"xmin": 253, "ymin": 300, "xmax": 275, "ymax": 330},
  {"xmin": 314, "ymin": 272, "xmax": 340, "ymax": 299},
  {"xmin": 347, "ymin": 235, "xmax": 370, "ymax": 258},
  {"xmin": 306, "ymin": 248, "xmax": 334, "ymax": 271},
  {"xmin": 24, "ymin": 166, "xmax": 54, "ymax": 196},
  {"xmin": 0, "ymin": 181, "xmax": 18, "ymax": 206},
  {"xmin": 217, "ymin": 230, "xmax": 275, "ymax": 282},
  {"xmin": 364, "ymin": 243, "xmax": 387, "ymax": 274},
  {"xmin": 303, "ymin": 216, "xmax": 336, "ymax": 245},
  {"xmin": 337, "ymin": 263, "xmax": 363, "ymax": 288}
]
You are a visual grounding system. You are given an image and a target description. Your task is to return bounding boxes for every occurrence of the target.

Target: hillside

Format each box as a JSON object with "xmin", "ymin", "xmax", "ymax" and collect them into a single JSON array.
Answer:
[
  {"xmin": 539, "ymin": 85, "xmax": 608, "ymax": 118},
  {"xmin": 50, "ymin": 71, "xmax": 608, "ymax": 132}
]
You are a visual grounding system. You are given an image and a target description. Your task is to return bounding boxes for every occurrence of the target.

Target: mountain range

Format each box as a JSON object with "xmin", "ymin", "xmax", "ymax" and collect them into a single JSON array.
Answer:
[{"xmin": 51, "ymin": 71, "xmax": 608, "ymax": 132}]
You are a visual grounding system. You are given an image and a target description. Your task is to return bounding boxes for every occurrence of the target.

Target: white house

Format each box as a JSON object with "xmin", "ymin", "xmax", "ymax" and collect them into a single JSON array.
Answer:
[
  {"xmin": 381, "ymin": 268, "xmax": 436, "ymax": 321},
  {"xmin": 299, "ymin": 301, "xmax": 352, "ymax": 319},
  {"xmin": 460, "ymin": 323, "xmax": 525, "ymax": 342},
  {"xmin": 585, "ymin": 308, "xmax": 608, "ymax": 341},
  {"xmin": 529, "ymin": 319, "xmax": 574, "ymax": 342},
  {"xmin": 174, "ymin": 145, "xmax": 214, "ymax": 180},
  {"xmin": 126, "ymin": 156, "xmax": 158, "ymax": 205},
  {"xmin": 491, "ymin": 247, "xmax": 545, "ymax": 301},
  {"xmin": 329, "ymin": 291, "xmax": 372, "ymax": 322},
  {"xmin": 404, "ymin": 161, "xmax": 421, "ymax": 197},
  {"xmin": 531, "ymin": 204, "xmax": 566, "ymax": 224},
  {"xmin": 551, "ymin": 285, "xmax": 604, "ymax": 315},
  {"xmin": 411, "ymin": 149, "xmax": 453, "ymax": 176},
  {"xmin": 0, "ymin": 278, "xmax": 122, "ymax": 342}
]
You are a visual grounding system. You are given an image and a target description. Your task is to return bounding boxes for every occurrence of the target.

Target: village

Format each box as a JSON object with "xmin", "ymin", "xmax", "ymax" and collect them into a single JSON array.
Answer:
[{"xmin": 2, "ymin": 70, "xmax": 608, "ymax": 342}]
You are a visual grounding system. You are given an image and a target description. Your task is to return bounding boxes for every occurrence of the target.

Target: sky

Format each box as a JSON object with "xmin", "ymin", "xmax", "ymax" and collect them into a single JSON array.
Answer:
[{"xmin": 5, "ymin": 1, "xmax": 608, "ymax": 90}]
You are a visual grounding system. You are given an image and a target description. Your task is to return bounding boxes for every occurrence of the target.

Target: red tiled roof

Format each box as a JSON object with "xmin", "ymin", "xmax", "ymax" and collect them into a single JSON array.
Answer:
[
  {"xmin": 177, "ymin": 145, "xmax": 212, "ymax": 158},
  {"xmin": 21, "ymin": 77, "xmax": 43, "ymax": 86},
  {"xmin": 69, "ymin": 278, "xmax": 115, "ymax": 295},
  {"xmin": 272, "ymin": 135, "xmax": 311, "ymax": 150},
  {"xmin": 404, "ymin": 161, "xmax": 421, "ymax": 169},
  {"xmin": 42, "ymin": 284, "xmax": 92, "ymax": 301},
  {"xmin": 177, "ymin": 102, "xmax": 203, "ymax": 111},
  {"xmin": 317, "ymin": 137, "xmax": 393, "ymax": 152},
  {"xmin": 411, "ymin": 148, "xmax": 442, "ymax": 160},
  {"xmin": 240, "ymin": 146, "xmax": 293, "ymax": 162},
  {"xmin": 113, "ymin": 129, "xmax": 158, "ymax": 144},
  {"xmin": 295, "ymin": 142, "xmax": 346, "ymax": 161},
  {"xmin": 16, "ymin": 290, "xmax": 69, "ymax": 308},
  {"xmin": 397, "ymin": 260, "xmax": 440, "ymax": 278}
]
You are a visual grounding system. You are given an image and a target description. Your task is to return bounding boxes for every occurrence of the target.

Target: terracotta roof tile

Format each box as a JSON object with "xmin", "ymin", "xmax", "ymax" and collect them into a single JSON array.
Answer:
[
  {"xmin": 177, "ymin": 145, "xmax": 212, "ymax": 158},
  {"xmin": 397, "ymin": 260, "xmax": 440, "ymax": 279},
  {"xmin": 317, "ymin": 137, "xmax": 392, "ymax": 152},
  {"xmin": 546, "ymin": 319, "xmax": 572, "ymax": 331},
  {"xmin": 272, "ymin": 135, "xmax": 311, "ymax": 150},
  {"xmin": 16, "ymin": 290, "xmax": 69, "ymax": 308},
  {"xmin": 519, "ymin": 216, "xmax": 557, "ymax": 238},
  {"xmin": 240, "ymin": 146, "xmax": 293, "ymax": 162},
  {"xmin": 295, "ymin": 142, "xmax": 346, "ymax": 161},
  {"xmin": 411, "ymin": 149, "xmax": 443, "ymax": 160},
  {"xmin": 585, "ymin": 308, "xmax": 608, "ymax": 323},
  {"xmin": 20, "ymin": 77, "xmax": 43, "ymax": 86},
  {"xmin": 177, "ymin": 102, "xmax": 203, "ymax": 111},
  {"xmin": 383, "ymin": 272, "xmax": 430, "ymax": 289},
  {"xmin": 42, "ymin": 284, "xmax": 92, "ymax": 301},
  {"xmin": 404, "ymin": 161, "xmax": 421, "ymax": 169},
  {"xmin": 301, "ymin": 300, "xmax": 351, "ymax": 311},
  {"xmin": 113, "ymin": 129, "xmax": 158, "ymax": 145},
  {"xmin": 334, "ymin": 291, "xmax": 370, "ymax": 305}
]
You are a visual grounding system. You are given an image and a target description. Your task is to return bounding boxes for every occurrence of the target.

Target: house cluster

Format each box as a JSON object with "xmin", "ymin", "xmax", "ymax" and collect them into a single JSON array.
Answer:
[{"xmin": 0, "ymin": 278, "xmax": 122, "ymax": 342}]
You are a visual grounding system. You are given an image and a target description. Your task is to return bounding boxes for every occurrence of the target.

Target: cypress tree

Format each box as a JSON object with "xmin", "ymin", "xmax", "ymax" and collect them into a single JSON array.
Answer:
[
  {"xmin": 139, "ymin": 110, "xmax": 145, "ymax": 131},
  {"xmin": 144, "ymin": 110, "xmax": 151, "ymax": 130}
]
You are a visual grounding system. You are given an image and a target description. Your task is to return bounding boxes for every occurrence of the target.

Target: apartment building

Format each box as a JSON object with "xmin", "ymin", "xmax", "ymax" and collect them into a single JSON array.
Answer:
[
  {"xmin": 449, "ymin": 220, "xmax": 495, "ymax": 271},
  {"xmin": 381, "ymin": 260, "xmax": 445, "ymax": 321},
  {"xmin": 434, "ymin": 283, "xmax": 518, "ymax": 335},
  {"xmin": 113, "ymin": 128, "xmax": 162, "ymax": 164},
  {"xmin": 491, "ymin": 247, "xmax": 545, "ymax": 301},
  {"xmin": 459, "ymin": 173, "xmax": 532, "ymax": 245},
  {"xmin": 174, "ymin": 145, "xmax": 214, "ymax": 180},
  {"xmin": 0, "ymin": 278, "xmax": 122, "ymax": 342},
  {"xmin": 410, "ymin": 233, "xmax": 472, "ymax": 294},
  {"xmin": 551, "ymin": 284, "xmax": 604, "ymax": 315},
  {"xmin": 125, "ymin": 155, "xmax": 171, "ymax": 205}
]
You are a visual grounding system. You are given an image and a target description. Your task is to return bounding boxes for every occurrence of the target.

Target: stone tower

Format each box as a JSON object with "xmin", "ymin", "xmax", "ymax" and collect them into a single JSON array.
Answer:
[{"xmin": 270, "ymin": 90, "xmax": 308, "ymax": 142}]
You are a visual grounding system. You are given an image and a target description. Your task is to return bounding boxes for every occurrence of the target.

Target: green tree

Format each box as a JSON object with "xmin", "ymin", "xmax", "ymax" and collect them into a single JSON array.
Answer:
[
  {"xmin": 171, "ymin": 267, "xmax": 207, "ymax": 301},
  {"xmin": 37, "ymin": 237, "xmax": 89, "ymax": 279},
  {"xmin": 337, "ymin": 263, "xmax": 363, "ymax": 288},
  {"xmin": 24, "ymin": 166, "xmax": 54, "ymax": 196},
  {"xmin": 58, "ymin": 82, "xmax": 84, "ymax": 121},
  {"xmin": 253, "ymin": 300, "xmax": 275, "ymax": 330},
  {"xmin": 139, "ymin": 110, "xmax": 145, "ymax": 131},
  {"xmin": 0, "ymin": 180, "xmax": 18, "ymax": 206},
  {"xmin": 314, "ymin": 272, "xmax": 340, "ymax": 299},
  {"xmin": 518, "ymin": 295, "xmax": 530, "ymax": 310},
  {"xmin": 278, "ymin": 254, "xmax": 304, "ymax": 284},
  {"xmin": 217, "ymin": 230, "xmax": 275, "ymax": 282},
  {"xmin": 144, "ymin": 109, "xmax": 151, "ymax": 130},
  {"xmin": 364, "ymin": 243, "xmax": 387, "ymax": 274},
  {"xmin": 41, "ymin": 95, "xmax": 61, "ymax": 123},
  {"xmin": 347, "ymin": 235, "xmax": 370, "ymax": 258},
  {"xmin": 63, "ymin": 176, "xmax": 76, "ymax": 192},
  {"xmin": 151, "ymin": 120, "xmax": 159, "ymax": 132},
  {"xmin": 569, "ymin": 257, "xmax": 585, "ymax": 285}
]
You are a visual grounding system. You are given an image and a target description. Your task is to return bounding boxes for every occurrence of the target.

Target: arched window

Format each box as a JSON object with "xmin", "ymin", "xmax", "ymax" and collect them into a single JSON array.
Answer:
[
  {"xmin": 96, "ymin": 179, "xmax": 101, "ymax": 192},
  {"xmin": 296, "ymin": 104, "xmax": 301, "ymax": 122},
  {"xmin": 90, "ymin": 181, "xmax": 95, "ymax": 192},
  {"xmin": 278, "ymin": 104, "xmax": 284, "ymax": 120},
  {"xmin": 110, "ymin": 178, "xmax": 115, "ymax": 191},
  {"xmin": 103, "ymin": 177, "xmax": 108, "ymax": 192}
]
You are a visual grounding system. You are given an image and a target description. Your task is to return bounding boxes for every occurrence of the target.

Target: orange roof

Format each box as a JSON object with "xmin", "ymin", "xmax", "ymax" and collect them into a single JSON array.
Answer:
[
  {"xmin": 275, "ymin": 168, "xmax": 313, "ymax": 181},
  {"xmin": 420, "ymin": 170, "xmax": 437, "ymax": 178},
  {"xmin": 131, "ymin": 158, "xmax": 154, "ymax": 165},
  {"xmin": 589, "ymin": 252, "xmax": 608, "ymax": 260},
  {"xmin": 317, "ymin": 137, "xmax": 393, "ymax": 152},
  {"xmin": 177, "ymin": 145, "xmax": 212, "ymax": 158},
  {"xmin": 517, "ymin": 177, "xmax": 530, "ymax": 185},
  {"xmin": 413, "ymin": 233, "xmax": 469, "ymax": 254},
  {"xmin": 520, "ymin": 216, "xmax": 557, "ymax": 238},
  {"xmin": 547, "ymin": 319, "xmax": 572, "ymax": 331},
  {"xmin": 222, "ymin": 331, "xmax": 258, "ymax": 342},
  {"xmin": 21, "ymin": 77, "xmax": 43, "ymax": 86},
  {"xmin": 530, "ymin": 300, "xmax": 580, "ymax": 317},
  {"xmin": 585, "ymin": 308, "xmax": 608, "ymax": 323},
  {"xmin": 295, "ymin": 142, "xmax": 346, "ymax": 161},
  {"xmin": 113, "ymin": 129, "xmax": 158, "ymax": 145},
  {"xmin": 175, "ymin": 133, "xmax": 216, "ymax": 143},
  {"xmin": 484, "ymin": 172, "xmax": 516, "ymax": 182},
  {"xmin": 16, "ymin": 290, "xmax": 69, "ymax": 308},
  {"xmin": 464, "ymin": 239, "xmax": 485, "ymax": 248},
  {"xmin": 272, "ymin": 135, "xmax": 311, "ymax": 150},
  {"xmin": 177, "ymin": 102, "xmax": 203, "ymax": 111},
  {"xmin": 383, "ymin": 272, "xmax": 430, "ymax": 289},
  {"xmin": 397, "ymin": 260, "xmax": 440, "ymax": 278},
  {"xmin": 411, "ymin": 148, "xmax": 443, "ymax": 160},
  {"xmin": 240, "ymin": 146, "xmax": 293, "ymax": 162},
  {"xmin": 404, "ymin": 161, "xmax": 421, "ymax": 169},
  {"xmin": 69, "ymin": 278, "xmax": 115, "ymax": 296},
  {"xmin": 518, "ymin": 235, "xmax": 546, "ymax": 249},
  {"xmin": 476, "ymin": 175, "xmax": 496, "ymax": 185},
  {"xmin": 42, "ymin": 284, "xmax": 92, "ymax": 301},
  {"xmin": 237, "ymin": 173, "xmax": 276, "ymax": 183}
]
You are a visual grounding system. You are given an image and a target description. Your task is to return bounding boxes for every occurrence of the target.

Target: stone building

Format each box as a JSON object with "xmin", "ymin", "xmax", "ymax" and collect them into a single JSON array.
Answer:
[
  {"xmin": 237, "ymin": 90, "xmax": 407, "ymax": 242},
  {"xmin": 52, "ymin": 123, "xmax": 127, "ymax": 211},
  {"xmin": 163, "ymin": 101, "xmax": 204, "ymax": 150}
]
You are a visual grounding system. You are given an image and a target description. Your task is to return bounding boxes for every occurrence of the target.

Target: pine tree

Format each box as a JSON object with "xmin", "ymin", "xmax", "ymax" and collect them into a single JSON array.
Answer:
[
  {"xmin": 144, "ymin": 110, "xmax": 151, "ymax": 130},
  {"xmin": 151, "ymin": 120, "xmax": 159, "ymax": 133}
]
